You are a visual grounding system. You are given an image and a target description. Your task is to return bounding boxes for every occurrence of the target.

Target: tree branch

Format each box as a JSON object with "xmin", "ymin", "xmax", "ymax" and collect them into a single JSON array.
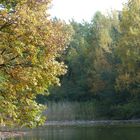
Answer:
[{"xmin": 0, "ymin": 48, "xmax": 6, "ymax": 55}]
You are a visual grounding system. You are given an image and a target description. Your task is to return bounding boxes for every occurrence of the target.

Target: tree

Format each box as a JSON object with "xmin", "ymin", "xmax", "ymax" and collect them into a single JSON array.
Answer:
[
  {"xmin": 116, "ymin": 0, "xmax": 140, "ymax": 94},
  {"xmin": 47, "ymin": 20, "xmax": 95, "ymax": 101},
  {"xmin": 0, "ymin": 0, "xmax": 71, "ymax": 127},
  {"xmin": 87, "ymin": 11, "xmax": 120, "ymax": 95},
  {"xmin": 46, "ymin": 8, "xmax": 140, "ymax": 119}
]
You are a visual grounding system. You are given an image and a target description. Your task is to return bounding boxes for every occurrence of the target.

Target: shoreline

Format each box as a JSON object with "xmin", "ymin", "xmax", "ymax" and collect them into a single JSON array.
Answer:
[
  {"xmin": 1, "ymin": 120, "xmax": 140, "ymax": 139},
  {"xmin": 45, "ymin": 119, "xmax": 140, "ymax": 126},
  {"xmin": 0, "ymin": 131, "xmax": 25, "ymax": 139}
]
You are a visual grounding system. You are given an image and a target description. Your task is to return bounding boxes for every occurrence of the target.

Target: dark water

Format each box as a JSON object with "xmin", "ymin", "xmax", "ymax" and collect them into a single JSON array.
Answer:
[{"xmin": 7, "ymin": 124, "xmax": 140, "ymax": 140}]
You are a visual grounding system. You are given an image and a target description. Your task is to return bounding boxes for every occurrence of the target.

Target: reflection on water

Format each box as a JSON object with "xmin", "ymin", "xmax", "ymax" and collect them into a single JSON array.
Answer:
[{"xmin": 7, "ymin": 125, "xmax": 140, "ymax": 140}]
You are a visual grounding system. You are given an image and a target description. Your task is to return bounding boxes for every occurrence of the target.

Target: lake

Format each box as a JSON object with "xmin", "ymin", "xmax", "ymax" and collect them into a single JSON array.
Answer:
[
  {"xmin": 7, "ymin": 123, "xmax": 140, "ymax": 140},
  {"xmin": 4, "ymin": 101, "xmax": 140, "ymax": 140}
]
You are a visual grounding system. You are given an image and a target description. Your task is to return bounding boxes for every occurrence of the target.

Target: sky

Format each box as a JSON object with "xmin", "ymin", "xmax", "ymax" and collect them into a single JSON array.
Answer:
[{"xmin": 50, "ymin": 0, "xmax": 128, "ymax": 22}]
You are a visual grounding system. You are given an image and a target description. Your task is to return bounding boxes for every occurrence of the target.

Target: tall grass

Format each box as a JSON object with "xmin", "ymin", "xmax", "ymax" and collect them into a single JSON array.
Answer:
[{"xmin": 45, "ymin": 101, "xmax": 95, "ymax": 121}]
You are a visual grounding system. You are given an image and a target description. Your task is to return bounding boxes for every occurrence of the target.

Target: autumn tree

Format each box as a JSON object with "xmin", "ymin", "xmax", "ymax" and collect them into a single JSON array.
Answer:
[
  {"xmin": 0, "ymin": 0, "xmax": 71, "ymax": 127},
  {"xmin": 86, "ymin": 12, "xmax": 120, "ymax": 95},
  {"xmin": 116, "ymin": 0, "xmax": 140, "ymax": 94}
]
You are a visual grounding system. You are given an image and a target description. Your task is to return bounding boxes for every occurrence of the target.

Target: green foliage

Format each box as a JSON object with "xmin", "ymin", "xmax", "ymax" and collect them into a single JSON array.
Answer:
[
  {"xmin": 1, "ymin": 0, "xmax": 140, "ymax": 125},
  {"xmin": 47, "ymin": 12, "xmax": 120, "ymax": 101},
  {"xmin": 47, "ymin": 1, "xmax": 140, "ymax": 119},
  {"xmin": 0, "ymin": 0, "xmax": 71, "ymax": 127},
  {"xmin": 116, "ymin": 0, "xmax": 140, "ymax": 94}
]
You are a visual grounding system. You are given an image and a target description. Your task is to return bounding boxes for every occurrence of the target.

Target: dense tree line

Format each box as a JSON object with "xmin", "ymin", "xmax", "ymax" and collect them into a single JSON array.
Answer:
[{"xmin": 40, "ymin": 0, "xmax": 140, "ymax": 119}]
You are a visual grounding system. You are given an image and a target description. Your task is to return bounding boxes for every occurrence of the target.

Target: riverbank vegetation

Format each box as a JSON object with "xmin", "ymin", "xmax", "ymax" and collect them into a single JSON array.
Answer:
[{"xmin": 0, "ymin": 0, "xmax": 140, "ymax": 129}]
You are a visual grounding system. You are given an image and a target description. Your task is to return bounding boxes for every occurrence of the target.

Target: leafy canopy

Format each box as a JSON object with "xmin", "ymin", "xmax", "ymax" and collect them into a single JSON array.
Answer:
[
  {"xmin": 0, "ymin": 0, "xmax": 71, "ymax": 127},
  {"xmin": 116, "ymin": 0, "xmax": 140, "ymax": 94}
]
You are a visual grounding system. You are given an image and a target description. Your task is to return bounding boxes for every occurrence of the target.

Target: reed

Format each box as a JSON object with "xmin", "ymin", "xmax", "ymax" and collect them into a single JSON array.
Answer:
[{"xmin": 45, "ymin": 101, "xmax": 95, "ymax": 121}]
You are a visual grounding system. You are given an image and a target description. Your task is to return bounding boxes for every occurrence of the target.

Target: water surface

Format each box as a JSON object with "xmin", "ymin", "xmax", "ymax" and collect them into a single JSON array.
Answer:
[{"xmin": 7, "ymin": 124, "xmax": 140, "ymax": 140}]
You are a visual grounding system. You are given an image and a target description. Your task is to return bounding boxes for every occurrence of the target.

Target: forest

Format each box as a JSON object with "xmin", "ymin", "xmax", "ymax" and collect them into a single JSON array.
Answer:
[
  {"xmin": 0, "ymin": 0, "xmax": 140, "ymax": 128},
  {"xmin": 39, "ymin": 2, "xmax": 140, "ymax": 120}
]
